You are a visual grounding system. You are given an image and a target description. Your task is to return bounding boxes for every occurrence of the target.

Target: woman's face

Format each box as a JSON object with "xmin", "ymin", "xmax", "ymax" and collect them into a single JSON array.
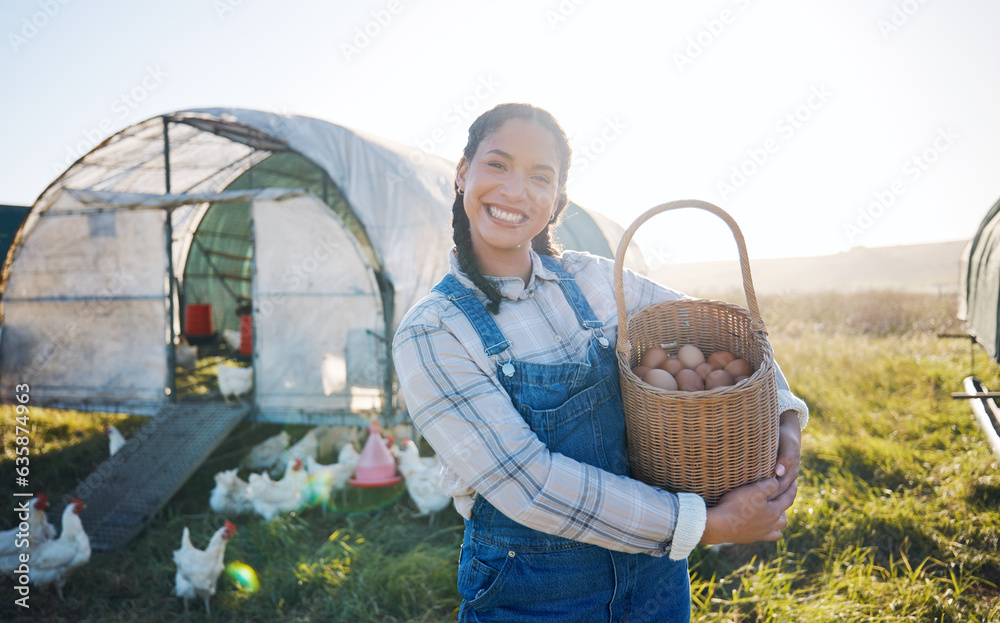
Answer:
[{"xmin": 457, "ymin": 117, "xmax": 562, "ymax": 263}]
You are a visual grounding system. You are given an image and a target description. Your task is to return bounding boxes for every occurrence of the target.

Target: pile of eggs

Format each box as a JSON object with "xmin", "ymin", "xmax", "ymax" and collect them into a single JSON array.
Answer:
[{"xmin": 631, "ymin": 344, "xmax": 752, "ymax": 392}]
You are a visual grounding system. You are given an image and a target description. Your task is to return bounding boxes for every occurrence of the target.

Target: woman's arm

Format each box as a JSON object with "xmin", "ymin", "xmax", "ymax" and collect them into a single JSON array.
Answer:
[{"xmin": 393, "ymin": 319, "xmax": 705, "ymax": 558}]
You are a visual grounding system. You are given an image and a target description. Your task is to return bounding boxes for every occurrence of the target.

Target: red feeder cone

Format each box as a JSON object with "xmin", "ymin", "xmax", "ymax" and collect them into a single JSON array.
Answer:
[{"xmin": 349, "ymin": 424, "xmax": 402, "ymax": 488}]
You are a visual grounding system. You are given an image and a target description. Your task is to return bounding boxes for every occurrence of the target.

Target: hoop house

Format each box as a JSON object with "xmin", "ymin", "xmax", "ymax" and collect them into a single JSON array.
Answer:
[{"xmin": 0, "ymin": 108, "xmax": 644, "ymax": 423}]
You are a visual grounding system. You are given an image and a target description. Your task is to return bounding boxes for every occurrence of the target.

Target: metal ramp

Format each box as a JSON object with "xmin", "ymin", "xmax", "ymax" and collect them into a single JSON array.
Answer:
[{"xmin": 54, "ymin": 403, "xmax": 250, "ymax": 551}]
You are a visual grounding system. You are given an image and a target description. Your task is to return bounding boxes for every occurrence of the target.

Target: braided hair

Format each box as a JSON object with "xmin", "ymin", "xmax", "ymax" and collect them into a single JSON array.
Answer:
[{"xmin": 454, "ymin": 103, "xmax": 572, "ymax": 314}]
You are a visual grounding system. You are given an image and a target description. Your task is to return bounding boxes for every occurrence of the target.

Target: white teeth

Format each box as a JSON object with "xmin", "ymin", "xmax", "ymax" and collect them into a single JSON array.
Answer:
[{"xmin": 487, "ymin": 204, "xmax": 526, "ymax": 224}]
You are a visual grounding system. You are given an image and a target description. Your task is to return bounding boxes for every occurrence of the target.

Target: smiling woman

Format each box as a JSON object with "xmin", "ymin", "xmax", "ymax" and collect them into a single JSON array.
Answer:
[
  {"xmin": 456, "ymin": 117, "xmax": 565, "ymax": 285},
  {"xmin": 392, "ymin": 103, "xmax": 809, "ymax": 622}
]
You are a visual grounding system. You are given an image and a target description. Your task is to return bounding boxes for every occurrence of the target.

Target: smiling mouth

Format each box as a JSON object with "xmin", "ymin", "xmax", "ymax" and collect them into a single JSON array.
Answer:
[{"xmin": 486, "ymin": 204, "xmax": 527, "ymax": 224}]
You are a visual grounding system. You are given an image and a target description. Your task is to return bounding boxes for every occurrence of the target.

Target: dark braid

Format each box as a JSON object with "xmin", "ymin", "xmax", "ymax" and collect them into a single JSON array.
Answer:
[
  {"xmin": 453, "ymin": 193, "xmax": 504, "ymax": 313},
  {"xmin": 453, "ymin": 103, "xmax": 572, "ymax": 314}
]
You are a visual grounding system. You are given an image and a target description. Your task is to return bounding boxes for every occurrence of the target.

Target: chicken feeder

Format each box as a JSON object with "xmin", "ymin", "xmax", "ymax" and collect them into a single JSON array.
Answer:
[{"xmin": 349, "ymin": 424, "xmax": 401, "ymax": 487}]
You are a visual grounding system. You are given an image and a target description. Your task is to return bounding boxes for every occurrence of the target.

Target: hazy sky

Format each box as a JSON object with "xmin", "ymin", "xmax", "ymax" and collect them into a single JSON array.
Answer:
[{"xmin": 2, "ymin": 0, "xmax": 998, "ymax": 263}]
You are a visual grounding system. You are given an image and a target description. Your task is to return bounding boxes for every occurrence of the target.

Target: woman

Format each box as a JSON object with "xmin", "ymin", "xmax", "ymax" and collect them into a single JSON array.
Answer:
[{"xmin": 392, "ymin": 103, "xmax": 808, "ymax": 622}]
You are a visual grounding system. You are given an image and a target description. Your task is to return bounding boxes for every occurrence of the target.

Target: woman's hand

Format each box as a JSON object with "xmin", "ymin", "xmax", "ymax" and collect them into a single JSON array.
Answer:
[
  {"xmin": 773, "ymin": 409, "xmax": 802, "ymax": 501},
  {"xmin": 701, "ymin": 477, "xmax": 797, "ymax": 544}
]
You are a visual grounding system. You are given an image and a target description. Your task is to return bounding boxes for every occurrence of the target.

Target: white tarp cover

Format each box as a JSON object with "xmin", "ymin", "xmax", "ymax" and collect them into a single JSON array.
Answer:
[
  {"xmin": 173, "ymin": 109, "xmax": 456, "ymax": 329},
  {"xmin": 3, "ymin": 108, "xmax": 648, "ymax": 417},
  {"xmin": 252, "ymin": 193, "xmax": 383, "ymax": 415},
  {"xmin": 0, "ymin": 189, "xmax": 167, "ymax": 405}
]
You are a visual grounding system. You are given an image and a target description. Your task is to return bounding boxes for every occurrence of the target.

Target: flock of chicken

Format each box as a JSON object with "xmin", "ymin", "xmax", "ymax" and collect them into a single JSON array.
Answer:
[
  {"xmin": 209, "ymin": 425, "xmax": 450, "ymax": 522},
  {"xmin": 2, "ymin": 422, "xmax": 451, "ymax": 614},
  {"xmin": 0, "ymin": 495, "xmax": 88, "ymax": 600}
]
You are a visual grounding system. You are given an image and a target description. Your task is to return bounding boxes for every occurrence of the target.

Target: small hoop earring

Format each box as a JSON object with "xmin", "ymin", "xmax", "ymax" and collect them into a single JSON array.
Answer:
[{"xmin": 457, "ymin": 187, "xmax": 464, "ymax": 195}]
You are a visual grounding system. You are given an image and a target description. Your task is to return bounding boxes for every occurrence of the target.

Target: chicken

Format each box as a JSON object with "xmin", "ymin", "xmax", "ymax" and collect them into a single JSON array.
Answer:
[
  {"xmin": 209, "ymin": 468, "xmax": 252, "ymax": 515},
  {"xmin": 398, "ymin": 459, "xmax": 451, "ymax": 525},
  {"xmin": 29, "ymin": 498, "xmax": 90, "ymax": 599},
  {"xmin": 104, "ymin": 424, "xmax": 127, "ymax": 456},
  {"xmin": 394, "ymin": 438, "xmax": 441, "ymax": 473},
  {"xmin": 222, "ymin": 328, "xmax": 242, "ymax": 352},
  {"xmin": 0, "ymin": 494, "xmax": 56, "ymax": 573},
  {"xmin": 275, "ymin": 428, "xmax": 319, "ymax": 476},
  {"xmin": 337, "ymin": 442, "xmax": 361, "ymax": 469},
  {"xmin": 175, "ymin": 335, "xmax": 198, "ymax": 371},
  {"xmin": 247, "ymin": 459, "xmax": 308, "ymax": 520},
  {"xmin": 241, "ymin": 430, "xmax": 289, "ymax": 471},
  {"xmin": 396, "ymin": 441, "xmax": 449, "ymax": 524},
  {"xmin": 385, "ymin": 422, "xmax": 416, "ymax": 445},
  {"xmin": 218, "ymin": 364, "xmax": 253, "ymax": 404},
  {"xmin": 303, "ymin": 456, "xmax": 354, "ymax": 505},
  {"xmin": 173, "ymin": 521, "xmax": 236, "ymax": 615},
  {"xmin": 312, "ymin": 425, "xmax": 361, "ymax": 459}
]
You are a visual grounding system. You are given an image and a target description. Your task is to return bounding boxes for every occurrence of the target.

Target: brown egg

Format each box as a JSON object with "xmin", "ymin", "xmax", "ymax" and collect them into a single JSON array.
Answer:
[
  {"xmin": 640, "ymin": 347, "xmax": 668, "ymax": 369},
  {"xmin": 663, "ymin": 358, "xmax": 685, "ymax": 375},
  {"xmin": 705, "ymin": 369, "xmax": 735, "ymax": 390},
  {"xmin": 708, "ymin": 350, "xmax": 736, "ymax": 368},
  {"xmin": 724, "ymin": 358, "xmax": 752, "ymax": 378},
  {"xmin": 677, "ymin": 344, "xmax": 705, "ymax": 369},
  {"xmin": 675, "ymin": 368, "xmax": 705, "ymax": 392},
  {"xmin": 631, "ymin": 365, "xmax": 651, "ymax": 378},
  {"xmin": 642, "ymin": 368, "xmax": 678, "ymax": 391},
  {"xmin": 734, "ymin": 375, "xmax": 750, "ymax": 383},
  {"xmin": 695, "ymin": 362, "xmax": 720, "ymax": 379}
]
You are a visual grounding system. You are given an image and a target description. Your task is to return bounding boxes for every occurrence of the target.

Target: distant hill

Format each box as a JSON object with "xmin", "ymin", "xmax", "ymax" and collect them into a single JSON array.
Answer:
[{"xmin": 646, "ymin": 240, "xmax": 967, "ymax": 296}]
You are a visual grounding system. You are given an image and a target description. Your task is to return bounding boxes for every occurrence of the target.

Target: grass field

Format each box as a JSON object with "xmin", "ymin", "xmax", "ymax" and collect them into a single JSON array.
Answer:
[{"xmin": 2, "ymin": 290, "xmax": 999, "ymax": 622}]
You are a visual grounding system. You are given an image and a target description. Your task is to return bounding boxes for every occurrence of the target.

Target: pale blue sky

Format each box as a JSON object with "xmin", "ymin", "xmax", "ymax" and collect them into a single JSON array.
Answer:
[{"xmin": 2, "ymin": 0, "xmax": 998, "ymax": 263}]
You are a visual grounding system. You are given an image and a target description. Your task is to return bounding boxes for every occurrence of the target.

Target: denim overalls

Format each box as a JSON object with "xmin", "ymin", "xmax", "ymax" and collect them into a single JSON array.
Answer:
[{"xmin": 433, "ymin": 255, "xmax": 691, "ymax": 622}]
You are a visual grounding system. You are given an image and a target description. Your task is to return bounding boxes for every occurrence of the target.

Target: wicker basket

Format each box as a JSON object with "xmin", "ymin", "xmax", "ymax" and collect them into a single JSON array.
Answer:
[{"xmin": 613, "ymin": 200, "xmax": 779, "ymax": 507}]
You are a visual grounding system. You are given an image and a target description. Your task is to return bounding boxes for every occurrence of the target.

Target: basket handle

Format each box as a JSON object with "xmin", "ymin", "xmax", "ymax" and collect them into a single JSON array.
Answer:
[{"xmin": 613, "ymin": 199, "xmax": 766, "ymax": 358}]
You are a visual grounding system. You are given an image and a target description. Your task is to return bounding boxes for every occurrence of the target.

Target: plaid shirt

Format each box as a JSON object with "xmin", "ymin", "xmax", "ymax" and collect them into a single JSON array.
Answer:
[{"xmin": 393, "ymin": 249, "xmax": 807, "ymax": 559}]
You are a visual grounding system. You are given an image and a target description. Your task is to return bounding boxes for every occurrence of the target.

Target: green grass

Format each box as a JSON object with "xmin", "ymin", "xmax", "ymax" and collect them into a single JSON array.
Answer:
[{"xmin": 3, "ymin": 291, "xmax": 1000, "ymax": 621}]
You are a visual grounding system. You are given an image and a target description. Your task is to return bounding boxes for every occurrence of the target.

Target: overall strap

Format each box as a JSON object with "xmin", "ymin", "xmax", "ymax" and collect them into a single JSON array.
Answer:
[
  {"xmin": 432, "ymin": 274, "xmax": 512, "ymax": 357},
  {"xmin": 538, "ymin": 254, "xmax": 603, "ymax": 330}
]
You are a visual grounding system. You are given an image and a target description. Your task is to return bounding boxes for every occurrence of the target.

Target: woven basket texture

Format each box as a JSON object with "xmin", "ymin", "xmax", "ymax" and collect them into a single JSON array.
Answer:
[{"xmin": 613, "ymin": 200, "xmax": 780, "ymax": 506}]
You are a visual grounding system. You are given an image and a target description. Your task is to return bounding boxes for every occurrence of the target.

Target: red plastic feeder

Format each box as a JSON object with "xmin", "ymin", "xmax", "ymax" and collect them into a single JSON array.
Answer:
[
  {"xmin": 349, "ymin": 424, "xmax": 402, "ymax": 488},
  {"xmin": 185, "ymin": 303, "xmax": 214, "ymax": 337},
  {"xmin": 239, "ymin": 314, "xmax": 253, "ymax": 355}
]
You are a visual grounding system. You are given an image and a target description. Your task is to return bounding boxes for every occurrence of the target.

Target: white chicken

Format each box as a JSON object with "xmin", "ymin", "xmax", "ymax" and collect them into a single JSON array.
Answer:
[
  {"xmin": 275, "ymin": 428, "xmax": 319, "ymax": 476},
  {"xmin": 175, "ymin": 335, "xmax": 199, "ymax": 371},
  {"xmin": 247, "ymin": 459, "xmax": 308, "ymax": 520},
  {"xmin": 104, "ymin": 424, "xmax": 127, "ymax": 456},
  {"xmin": 29, "ymin": 498, "xmax": 90, "ymax": 599},
  {"xmin": 302, "ymin": 455, "xmax": 354, "ymax": 507},
  {"xmin": 385, "ymin": 423, "xmax": 416, "ymax": 445},
  {"xmin": 218, "ymin": 364, "xmax": 253, "ymax": 404},
  {"xmin": 209, "ymin": 468, "xmax": 253, "ymax": 515},
  {"xmin": 173, "ymin": 521, "xmax": 236, "ymax": 615},
  {"xmin": 394, "ymin": 438, "xmax": 441, "ymax": 472},
  {"xmin": 396, "ymin": 442, "xmax": 450, "ymax": 524},
  {"xmin": 337, "ymin": 442, "xmax": 361, "ymax": 469},
  {"xmin": 312, "ymin": 425, "xmax": 361, "ymax": 459},
  {"xmin": 0, "ymin": 494, "xmax": 56, "ymax": 573},
  {"xmin": 222, "ymin": 328, "xmax": 242, "ymax": 352},
  {"xmin": 241, "ymin": 430, "xmax": 290, "ymax": 471},
  {"xmin": 304, "ymin": 456, "xmax": 353, "ymax": 491}
]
